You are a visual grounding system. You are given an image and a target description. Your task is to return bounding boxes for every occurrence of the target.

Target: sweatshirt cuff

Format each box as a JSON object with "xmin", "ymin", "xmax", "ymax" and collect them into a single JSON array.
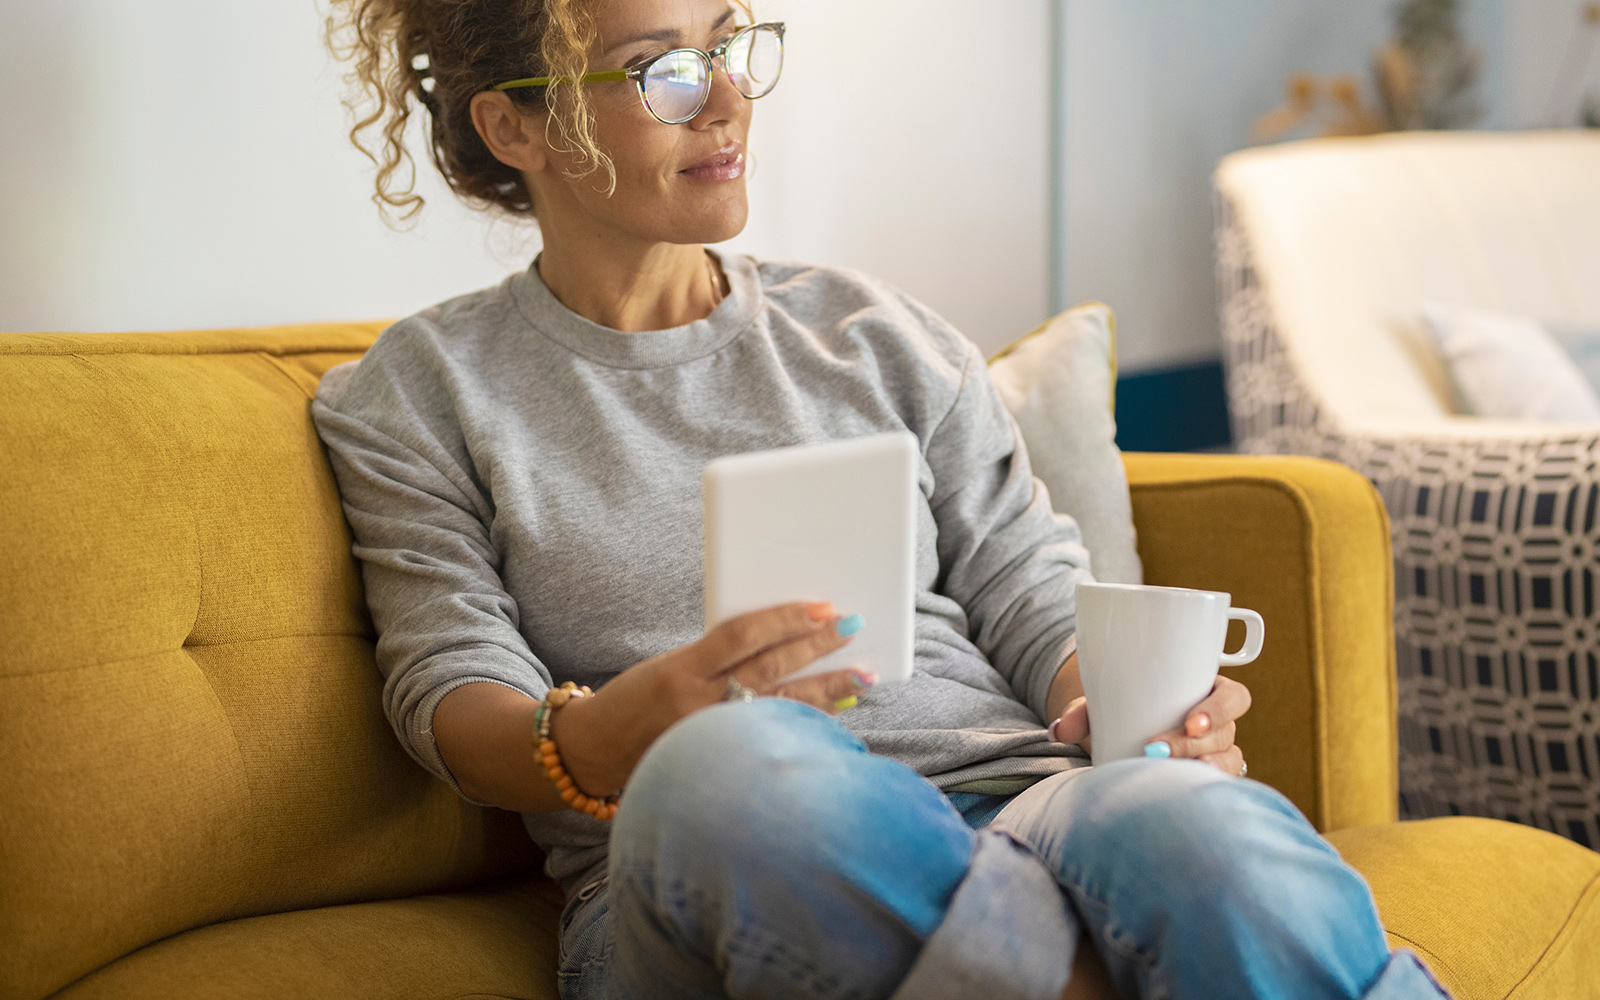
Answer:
[{"xmin": 407, "ymin": 675, "xmax": 549, "ymax": 807}]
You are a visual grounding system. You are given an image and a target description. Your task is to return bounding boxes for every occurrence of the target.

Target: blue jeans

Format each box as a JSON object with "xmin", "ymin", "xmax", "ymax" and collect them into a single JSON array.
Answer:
[{"xmin": 557, "ymin": 699, "xmax": 1451, "ymax": 1000}]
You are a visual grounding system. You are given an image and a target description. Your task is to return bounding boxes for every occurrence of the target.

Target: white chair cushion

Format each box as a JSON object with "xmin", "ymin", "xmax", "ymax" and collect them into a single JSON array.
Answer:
[{"xmin": 1217, "ymin": 130, "xmax": 1600, "ymax": 433}]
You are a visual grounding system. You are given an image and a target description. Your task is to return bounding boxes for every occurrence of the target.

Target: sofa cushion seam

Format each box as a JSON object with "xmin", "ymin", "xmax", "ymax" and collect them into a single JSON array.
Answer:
[
  {"xmin": 1379, "ymin": 931, "xmax": 1458, "ymax": 987},
  {"xmin": 3, "ymin": 632, "xmax": 374, "ymax": 679},
  {"xmin": 258, "ymin": 351, "xmax": 318, "ymax": 401},
  {"xmin": 1504, "ymin": 869, "xmax": 1600, "ymax": 999}
]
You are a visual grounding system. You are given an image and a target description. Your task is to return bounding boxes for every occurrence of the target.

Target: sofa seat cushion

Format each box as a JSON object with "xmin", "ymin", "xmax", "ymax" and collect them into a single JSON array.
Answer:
[
  {"xmin": 49, "ymin": 873, "xmax": 564, "ymax": 1000},
  {"xmin": 45, "ymin": 818, "xmax": 1597, "ymax": 1000},
  {"xmin": 1329, "ymin": 817, "xmax": 1600, "ymax": 1000}
]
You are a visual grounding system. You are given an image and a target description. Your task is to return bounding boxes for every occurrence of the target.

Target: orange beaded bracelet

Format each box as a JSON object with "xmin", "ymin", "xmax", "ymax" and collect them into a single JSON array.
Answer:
[{"xmin": 534, "ymin": 681, "xmax": 619, "ymax": 822}]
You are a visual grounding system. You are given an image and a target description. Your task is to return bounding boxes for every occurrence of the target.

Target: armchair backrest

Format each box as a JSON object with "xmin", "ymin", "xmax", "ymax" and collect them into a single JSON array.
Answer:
[
  {"xmin": 1215, "ymin": 130, "xmax": 1600, "ymax": 431},
  {"xmin": 0, "ymin": 327, "xmax": 539, "ymax": 1000}
]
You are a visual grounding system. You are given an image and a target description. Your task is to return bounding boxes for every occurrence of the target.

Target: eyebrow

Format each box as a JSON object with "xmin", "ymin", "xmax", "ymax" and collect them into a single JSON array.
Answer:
[{"xmin": 604, "ymin": 8, "xmax": 737, "ymax": 53}]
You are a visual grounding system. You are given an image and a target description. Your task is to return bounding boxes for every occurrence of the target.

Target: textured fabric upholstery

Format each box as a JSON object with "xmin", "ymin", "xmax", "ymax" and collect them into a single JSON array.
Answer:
[
  {"xmin": 48, "ymin": 874, "xmax": 564, "ymax": 1000},
  {"xmin": 3, "ymin": 326, "xmax": 1592, "ymax": 1000},
  {"xmin": 1216, "ymin": 131, "xmax": 1600, "ymax": 847},
  {"xmin": 1327, "ymin": 818, "xmax": 1600, "ymax": 1000},
  {"xmin": 0, "ymin": 328, "xmax": 542, "ymax": 1000},
  {"xmin": 1123, "ymin": 453, "xmax": 1398, "ymax": 833},
  {"xmin": 1129, "ymin": 454, "xmax": 1600, "ymax": 1000}
]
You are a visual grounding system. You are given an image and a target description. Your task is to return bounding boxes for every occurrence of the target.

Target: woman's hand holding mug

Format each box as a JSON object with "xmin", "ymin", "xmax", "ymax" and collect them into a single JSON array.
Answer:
[
  {"xmin": 1141, "ymin": 675, "xmax": 1253, "ymax": 775},
  {"xmin": 1049, "ymin": 675, "xmax": 1254, "ymax": 776},
  {"xmin": 1048, "ymin": 582, "xmax": 1265, "ymax": 778}
]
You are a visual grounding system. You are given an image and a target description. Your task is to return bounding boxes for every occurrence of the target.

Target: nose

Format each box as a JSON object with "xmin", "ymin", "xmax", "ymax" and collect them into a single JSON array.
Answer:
[{"xmin": 689, "ymin": 51, "xmax": 745, "ymax": 129}]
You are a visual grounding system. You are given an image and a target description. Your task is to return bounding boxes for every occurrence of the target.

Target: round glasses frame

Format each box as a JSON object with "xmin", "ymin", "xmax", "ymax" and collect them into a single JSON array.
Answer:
[{"xmin": 491, "ymin": 21, "xmax": 786, "ymax": 126}]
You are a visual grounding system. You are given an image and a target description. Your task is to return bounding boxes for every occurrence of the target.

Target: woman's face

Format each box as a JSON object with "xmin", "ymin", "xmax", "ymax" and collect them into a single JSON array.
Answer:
[{"xmin": 540, "ymin": 0, "xmax": 755, "ymax": 247}]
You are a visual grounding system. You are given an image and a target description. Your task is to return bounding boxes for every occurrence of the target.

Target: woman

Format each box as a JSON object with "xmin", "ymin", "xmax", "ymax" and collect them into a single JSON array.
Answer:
[{"xmin": 313, "ymin": 1, "xmax": 1449, "ymax": 998}]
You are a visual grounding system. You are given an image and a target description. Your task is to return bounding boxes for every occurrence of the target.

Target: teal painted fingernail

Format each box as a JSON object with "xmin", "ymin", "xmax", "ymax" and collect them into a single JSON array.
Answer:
[
  {"xmin": 1144, "ymin": 741, "xmax": 1172, "ymax": 759},
  {"xmin": 836, "ymin": 613, "xmax": 865, "ymax": 637}
]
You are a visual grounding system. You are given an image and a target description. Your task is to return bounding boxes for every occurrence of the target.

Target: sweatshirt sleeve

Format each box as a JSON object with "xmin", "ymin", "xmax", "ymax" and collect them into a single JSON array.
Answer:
[
  {"xmin": 923, "ymin": 337, "xmax": 1096, "ymax": 723},
  {"xmin": 310, "ymin": 360, "xmax": 552, "ymax": 805}
]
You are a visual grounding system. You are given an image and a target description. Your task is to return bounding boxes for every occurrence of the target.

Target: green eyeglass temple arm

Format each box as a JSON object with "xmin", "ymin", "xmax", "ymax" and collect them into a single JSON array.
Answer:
[{"xmin": 493, "ymin": 68, "xmax": 629, "ymax": 91}]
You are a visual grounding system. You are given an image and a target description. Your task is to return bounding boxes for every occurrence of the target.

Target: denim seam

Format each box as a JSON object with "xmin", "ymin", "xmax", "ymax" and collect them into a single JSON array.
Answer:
[
  {"xmin": 723, "ymin": 920, "xmax": 863, "ymax": 1000},
  {"xmin": 1049, "ymin": 861, "xmax": 1169, "ymax": 1000},
  {"xmin": 646, "ymin": 872, "xmax": 870, "ymax": 1000},
  {"xmin": 558, "ymin": 880, "xmax": 615, "ymax": 969},
  {"xmin": 558, "ymin": 914, "xmax": 615, "ymax": 980},
  {"xmin": 557, "ymin": 945, "xmax": 616, "ymax": 986}
]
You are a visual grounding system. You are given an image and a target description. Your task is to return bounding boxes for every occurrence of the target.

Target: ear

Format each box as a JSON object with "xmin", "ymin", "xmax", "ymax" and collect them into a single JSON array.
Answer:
[{"xmin": 469, "ymin": 91, "xmax": 550, "ymax": 174}]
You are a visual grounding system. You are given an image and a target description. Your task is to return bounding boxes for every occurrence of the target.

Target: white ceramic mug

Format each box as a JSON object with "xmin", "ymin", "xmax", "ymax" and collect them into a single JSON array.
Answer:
[{"xmin": 1075, "ymin": 582, "xmax": 1265, "ymax": 765}]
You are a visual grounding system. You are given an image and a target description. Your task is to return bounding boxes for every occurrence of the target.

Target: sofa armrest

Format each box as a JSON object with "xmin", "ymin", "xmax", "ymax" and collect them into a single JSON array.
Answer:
[{"xmin": 1122, "ymin": 452, "xmax": 1397, "ymax": 832}]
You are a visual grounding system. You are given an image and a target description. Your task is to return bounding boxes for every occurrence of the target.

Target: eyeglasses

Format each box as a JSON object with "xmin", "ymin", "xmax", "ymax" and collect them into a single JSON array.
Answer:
[{"xmin": 492, "ymin": 21, "xmax": 785, "ymax": 126}]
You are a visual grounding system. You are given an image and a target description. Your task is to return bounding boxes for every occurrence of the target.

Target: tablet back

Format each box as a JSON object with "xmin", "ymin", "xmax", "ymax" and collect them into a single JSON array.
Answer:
[{"xmin": 703, "ymin": 432, "xmax": 918, "ymax": 683}]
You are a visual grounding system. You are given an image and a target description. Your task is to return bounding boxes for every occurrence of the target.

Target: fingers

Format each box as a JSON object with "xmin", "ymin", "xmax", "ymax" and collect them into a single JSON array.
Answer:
[
  {"xmin": 730, "ymin": 612, "xmax": 860, "ymax": 692},
  {"xmin": 1199, "ymin": 745, "xmax": 1245, "ymax": 777},
  {"xmin": 697, "ymin": 601, "xmax": 837, "ymax": 678},
  {"xmin": 1183, "ymin": 675, "xmax": 1253, "ymax": 738},
  {"xmin": 1148, "ymin": 676, "xmax": 1249, "ymax": 762},
  {"xmin": 771, "ymin": 668, "xmax": 877, "ymax": 714},
  {"xmin": 1146, "ymin": 718, "xmax": 1236, "ymax": 761},
  {"xmin": 1049, "ymin": 696, "xmax": 1090, "ymax": 746}
]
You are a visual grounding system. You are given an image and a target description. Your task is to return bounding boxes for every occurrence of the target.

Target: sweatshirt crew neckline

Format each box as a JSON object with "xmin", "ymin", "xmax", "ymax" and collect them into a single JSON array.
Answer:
[{"xmin": 510, "ymin": 250, "xmax": 763, "ymax": 370}]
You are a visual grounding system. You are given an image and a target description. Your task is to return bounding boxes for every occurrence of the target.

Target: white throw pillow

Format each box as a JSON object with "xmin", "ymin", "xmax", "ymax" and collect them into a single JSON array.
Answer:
[
  {"xmin": 1420, "ymin": 304, "xmax": 1600, "ymax": 422},
  {"xmin": 987, "ymin": 302, "xmax": 1143, "ymax": 585}
]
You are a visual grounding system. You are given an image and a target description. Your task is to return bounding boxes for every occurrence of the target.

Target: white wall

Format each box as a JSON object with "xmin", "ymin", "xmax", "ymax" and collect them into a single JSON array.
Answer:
[
  {"xmin": 1059, "ymin": 0, "xmax": 1514, "ymax": 372},
  {"xmin": 7, "ymin": 1, "xmax": 1581, "ymax": 365},
  {"xmin": 0, "ymin": 0, "xmax": 1052, "ymax": 357},
  {"xmin": 1506, "ymin": 0, "xmax": 1600, "ymax": 127},
  {"xmin": 0, "ymin": 1, "xmax": 526, "ymax": 335},
  {"xmin": 728, "ymin": 0, "xmax": 1051, "ymax": 355}
]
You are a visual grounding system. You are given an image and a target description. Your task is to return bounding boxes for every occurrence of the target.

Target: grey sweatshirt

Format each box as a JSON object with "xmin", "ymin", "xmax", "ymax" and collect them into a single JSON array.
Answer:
[{"xmin": 310, "ymin": 252, "xmax": 1094, "ymax": 895}]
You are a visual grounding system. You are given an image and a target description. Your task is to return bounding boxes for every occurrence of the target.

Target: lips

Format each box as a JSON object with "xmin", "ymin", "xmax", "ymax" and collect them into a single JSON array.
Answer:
[{"xmin": 680, "ymin": 144, "xmax": 745, "ymax": 182}]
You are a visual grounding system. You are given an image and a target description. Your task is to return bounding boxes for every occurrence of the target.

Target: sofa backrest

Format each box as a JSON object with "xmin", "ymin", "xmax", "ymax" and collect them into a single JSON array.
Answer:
[
  {"xmin": 0, "ymin": 326, "xmax": 540, "ymax": 1000},
  {"xmin": 1216, "ymin": 129, "xmax": 1600, "ymax": 432}
]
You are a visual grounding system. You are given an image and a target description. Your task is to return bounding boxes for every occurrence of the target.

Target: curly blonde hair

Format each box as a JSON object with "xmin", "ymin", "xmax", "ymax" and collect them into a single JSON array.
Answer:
[{"xmin": 325, "ymin": 0, "xmax": 613, "ymax": 225}]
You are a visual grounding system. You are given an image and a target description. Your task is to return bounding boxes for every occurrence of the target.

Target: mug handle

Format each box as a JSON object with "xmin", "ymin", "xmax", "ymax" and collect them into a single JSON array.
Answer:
[{"xmin": 1220, "ymin": 609, "xmax": 1265, "ymax": 667}]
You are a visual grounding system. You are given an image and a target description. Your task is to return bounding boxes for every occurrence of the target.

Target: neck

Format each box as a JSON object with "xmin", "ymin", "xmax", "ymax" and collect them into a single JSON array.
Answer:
[{"xmin": 535, "ymin": 224, "xmax": 724, "ymax": 334}]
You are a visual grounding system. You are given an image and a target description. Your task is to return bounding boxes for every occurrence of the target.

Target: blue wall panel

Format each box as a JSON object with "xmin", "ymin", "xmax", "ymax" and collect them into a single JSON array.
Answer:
[{"xmin": 1114, "ymin": 360, "xmax": 1232, "ymax": 452}]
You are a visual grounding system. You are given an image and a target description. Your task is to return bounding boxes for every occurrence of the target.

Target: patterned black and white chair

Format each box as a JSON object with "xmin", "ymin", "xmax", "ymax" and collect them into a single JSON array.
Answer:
[{"xmin": 1214, "ymin": 130, "xmax": 1600, "ymax": 848}]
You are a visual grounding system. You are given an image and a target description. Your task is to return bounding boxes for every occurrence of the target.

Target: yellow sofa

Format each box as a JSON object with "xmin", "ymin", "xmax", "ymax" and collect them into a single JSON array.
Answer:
[{"xmin": 1, "ymin": 326, "xmax": 1594, "ymax": 1000}]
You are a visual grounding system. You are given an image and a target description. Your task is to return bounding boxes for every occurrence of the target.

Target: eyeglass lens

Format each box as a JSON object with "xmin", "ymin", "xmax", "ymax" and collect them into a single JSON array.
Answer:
[
  {"xmin": 640, "ymin": 25, "xmax": 784, "ymax": 124},
  {"xmin": 725, "ymin": 25, "xmax": 783, "ymax": 99},
  {"xmin": 642, "ymin": 50, "xmax": 710, "ymax": 123}
]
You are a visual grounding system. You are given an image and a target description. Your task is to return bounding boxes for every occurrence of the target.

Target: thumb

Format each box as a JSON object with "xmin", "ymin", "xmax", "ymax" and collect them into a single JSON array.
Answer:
[{"xmin": 1050, "ymin": 695, "xmax": 1090, "ymax": 745}]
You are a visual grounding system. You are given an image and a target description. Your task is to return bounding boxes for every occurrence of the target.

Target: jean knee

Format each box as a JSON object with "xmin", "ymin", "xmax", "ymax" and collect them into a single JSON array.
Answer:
[
  {"xmin": 625, "ymin": 698, "xmax": 856, "ymax": 802},
  {"xmin": 614, "ymin": 699, "xmax": 867, "ymax": 857},
  {"xmin": 1037, "ymin": 759, "xmax": 1333, "ymax": 900},
  {"xmin": 612, "ymin": 698, "xmax": 973, "ymax": 935}
]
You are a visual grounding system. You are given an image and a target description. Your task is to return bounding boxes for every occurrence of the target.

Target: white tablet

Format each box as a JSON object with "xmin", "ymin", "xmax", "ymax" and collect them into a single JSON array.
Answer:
[{"xmin": 703, "ymin": 431, "xmax": 918, "ymax": 684}]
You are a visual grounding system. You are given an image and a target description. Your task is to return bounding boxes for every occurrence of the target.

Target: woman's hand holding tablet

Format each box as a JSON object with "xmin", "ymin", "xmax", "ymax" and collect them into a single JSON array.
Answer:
[{"xmin": 548, "ymin": 601, "xmax": 876, "ymax": 799}]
